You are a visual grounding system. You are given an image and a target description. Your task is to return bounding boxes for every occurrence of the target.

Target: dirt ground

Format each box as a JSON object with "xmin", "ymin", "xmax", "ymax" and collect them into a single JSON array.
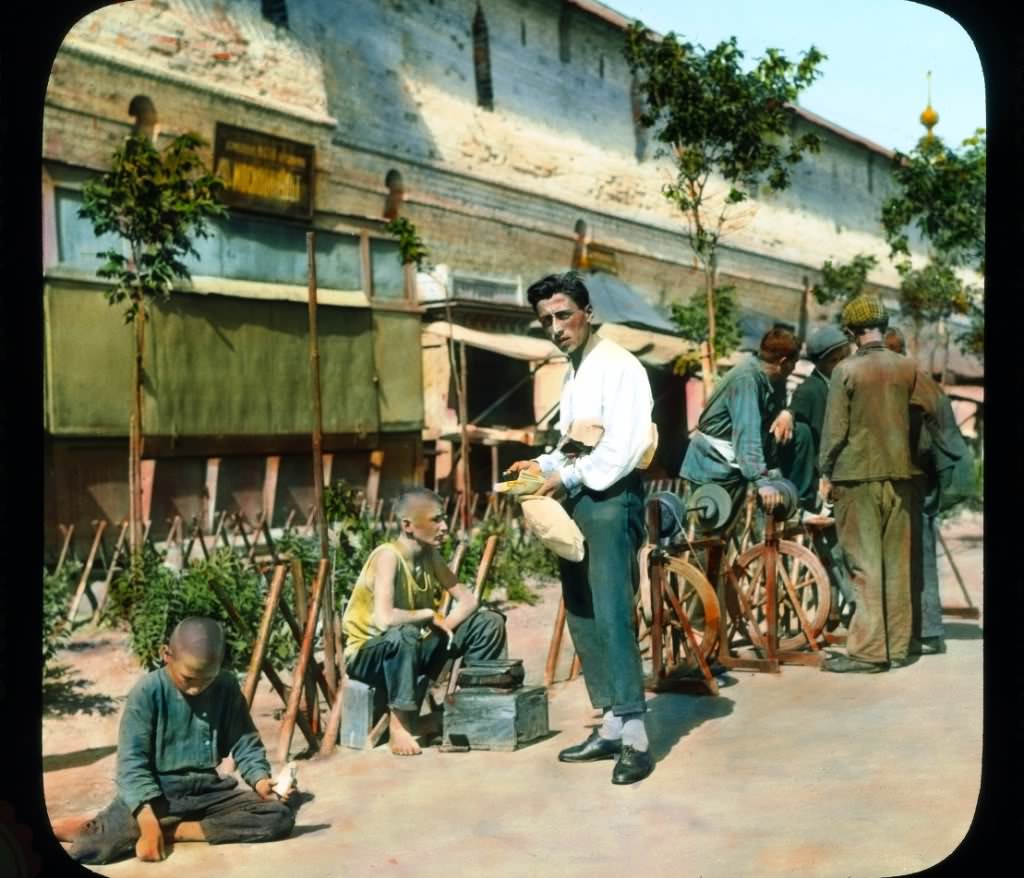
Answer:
[{"xmin": 41, "ymin": 511, "xmax": 984, "ymax": 878}]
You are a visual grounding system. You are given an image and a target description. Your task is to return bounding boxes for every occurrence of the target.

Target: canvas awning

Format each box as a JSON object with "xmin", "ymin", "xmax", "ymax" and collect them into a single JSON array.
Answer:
[
  {"xmin": 594, "ymin": 324, "xmax": 694, "ymax": 367},
  {"xmin": 424, "ymin": 320, "xmax": 565, "ymax": 362}
]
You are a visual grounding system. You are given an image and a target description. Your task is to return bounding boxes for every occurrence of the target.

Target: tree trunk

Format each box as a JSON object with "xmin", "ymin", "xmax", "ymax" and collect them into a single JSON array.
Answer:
[
  {"xmin": 705, "ymin": 261, "xmax": 717, "ymax": 380},
  {"xmin": 130, "ymin": 300, "xmax": 145, "ymax": 559}
]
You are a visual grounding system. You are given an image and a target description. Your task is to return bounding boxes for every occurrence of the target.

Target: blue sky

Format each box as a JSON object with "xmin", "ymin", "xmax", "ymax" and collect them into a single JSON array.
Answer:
[{"xmin": 603, "ymin": 0, "xmax": 986, "ymax": 154}]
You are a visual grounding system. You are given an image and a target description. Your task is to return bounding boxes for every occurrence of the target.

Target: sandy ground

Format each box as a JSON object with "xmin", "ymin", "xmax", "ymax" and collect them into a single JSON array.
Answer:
[{"xmin": 42, "ymin": 511, "xmax": 984, "ymax": 878}]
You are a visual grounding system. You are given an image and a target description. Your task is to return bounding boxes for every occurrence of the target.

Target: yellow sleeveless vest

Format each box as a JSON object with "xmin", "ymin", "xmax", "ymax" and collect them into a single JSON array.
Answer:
[{"xmin": 341, "ymin": 543, "xmax": 444, "ymax": 660}]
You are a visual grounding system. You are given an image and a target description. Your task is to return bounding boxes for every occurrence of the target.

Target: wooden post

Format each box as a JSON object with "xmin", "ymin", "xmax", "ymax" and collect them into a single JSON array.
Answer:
[
  {"xmin": 207, "ymin": 577, "xmax": 318, "ymax": 750},
  {"xmin": 544, "ymin": 597, "xmax": 568, "ymax": 687},
  {"xmin": 445, "ymin": 534, "xmax": 499, "ymax": 701},
  {"xmin": 458, "ymin": 341, "xmax": 471, "ymax": 535},
  {"xmin": 277, "ymin": 559, "xmax": 328, "ymax": 762},
  {"xmin": 55, "ymin": 524, "xmax": 75, "ymax": 574},
  {"xmin": 93, "ymin": 520, "xmax": 128, "ymax": 622},
  {"xmin": 290, "ymin": 558, "xmax": 321, "ymax": 735},
  {"xmin": 263, "ymin": 455, "xmax": 281, "ymax": 527},
  {"xmin": 67, "ymin": 520, "xmax": 108, "ymax": 625},
  {"xmin": 242, "ymin": 565, "xmax": 287, "ymax": 707},
  {"xmin": 307, "ymin": 231, "xmax": 338, "ymax": 698},
  {"xmin": 366, "ymin": 450, "xmax": 384, "ymax": 509}
]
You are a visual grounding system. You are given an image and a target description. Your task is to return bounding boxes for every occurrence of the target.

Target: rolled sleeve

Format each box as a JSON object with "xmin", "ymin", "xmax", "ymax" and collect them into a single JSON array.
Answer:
[{"xmin": 116, "ymin": 678, "xmax": 163, "ymax": 815}]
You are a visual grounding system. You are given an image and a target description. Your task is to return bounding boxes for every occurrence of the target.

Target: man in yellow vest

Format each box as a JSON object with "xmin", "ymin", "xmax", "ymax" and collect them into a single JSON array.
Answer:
[{"xmin": 342, "ymin": 488, "xmax": 507, "ymax": 754}]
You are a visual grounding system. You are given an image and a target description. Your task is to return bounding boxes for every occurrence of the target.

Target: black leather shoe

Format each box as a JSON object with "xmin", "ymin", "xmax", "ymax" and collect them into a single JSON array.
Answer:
[
  {"xmin": 558, "ymin": 730, "xmax": 622, "ymax": 763},
  {"xmin": 611, "ymin": 745, "xmax": 654, "ymax": 785},
  {"xmin": 822, "ymin": 654, "xmax": 888, "ymax": 674}
]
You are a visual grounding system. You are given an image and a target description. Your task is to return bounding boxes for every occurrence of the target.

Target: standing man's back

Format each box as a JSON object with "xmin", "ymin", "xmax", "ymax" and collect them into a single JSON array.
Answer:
[{"xmin": 819, "ymin": 294, "xmax": 935, "ymax": 673}]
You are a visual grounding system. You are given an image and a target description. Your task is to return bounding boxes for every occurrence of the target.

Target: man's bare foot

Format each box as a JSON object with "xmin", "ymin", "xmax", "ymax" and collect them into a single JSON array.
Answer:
[
  {"xmin": 388, "ymin": 710, "xmax": 422, "ymax": 756},
  {"xmin": 51, "ymin": 814, "xmax": 93, "ymax": 842}
]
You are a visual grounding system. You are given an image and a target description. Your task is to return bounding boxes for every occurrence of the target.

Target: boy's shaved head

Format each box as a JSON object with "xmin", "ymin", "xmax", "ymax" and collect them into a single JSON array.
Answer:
[
  {"xmin": 168, "ymin": 617, "xmax": 225, "ymax": 667},
  {"xmin": 396, "ymin": 487, "xmax": 443, "ymax": 520}
]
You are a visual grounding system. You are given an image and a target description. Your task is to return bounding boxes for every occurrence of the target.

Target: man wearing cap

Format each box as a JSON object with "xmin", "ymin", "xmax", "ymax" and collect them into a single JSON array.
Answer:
[
  {"xmin": 680, "ymin": 328, "xmax": 808, "ymax": 523},
  {"xmin": 883, "ymin": 327, "xmax": 970, "ymax": 657},
  {"xmin": 506, "ymin": 270, "xmax": 655, "ymax": 785},
  {"xmin": 819, "ymin": 295, "xmax": 937, "ymax": 673}
]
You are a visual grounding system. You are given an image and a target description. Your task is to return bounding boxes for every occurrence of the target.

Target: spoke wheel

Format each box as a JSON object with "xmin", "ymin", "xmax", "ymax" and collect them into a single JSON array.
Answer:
[
  {"xmin": 726, "ymin": 539, "xmax": 831, "ymax": 652},
  {"xmin": 637, "ymin": 548, "xmax": 720, "ymax": 676}
]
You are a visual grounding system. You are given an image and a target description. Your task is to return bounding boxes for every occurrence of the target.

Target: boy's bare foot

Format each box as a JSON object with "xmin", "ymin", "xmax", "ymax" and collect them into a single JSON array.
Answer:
[
  {"xmin": 388, "ymin": 710, "xmax": 422, "ymax": 756},
  {"xmin": 51, "ymin": 814, "xmax": 94, "ymax": 842}
]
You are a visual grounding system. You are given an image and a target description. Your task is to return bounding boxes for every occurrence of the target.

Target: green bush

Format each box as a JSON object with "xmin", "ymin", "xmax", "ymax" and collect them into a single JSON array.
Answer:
[
  {"xmin": 104, "ymin": 544, "xmax": 298, "ymax": 672},
  {"xmin": 43, "ymin": 560, "xmax": 81, "ymax": 670}
]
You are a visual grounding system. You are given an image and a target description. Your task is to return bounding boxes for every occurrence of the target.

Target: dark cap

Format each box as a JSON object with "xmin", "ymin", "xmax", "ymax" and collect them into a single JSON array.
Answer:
[{"xmin": 805, "ymin": 325, "xmax": 849, "ymax": 360}]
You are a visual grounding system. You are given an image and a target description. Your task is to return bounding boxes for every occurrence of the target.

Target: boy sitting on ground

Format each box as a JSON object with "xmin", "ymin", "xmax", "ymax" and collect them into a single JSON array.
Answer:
[
  {"xmin": 342, "ymin": 487, "xmax": 508, "ymax": 755},
  {"xmin": 52, "ymin": 616, "xmax": 295, "ymax": 864}
]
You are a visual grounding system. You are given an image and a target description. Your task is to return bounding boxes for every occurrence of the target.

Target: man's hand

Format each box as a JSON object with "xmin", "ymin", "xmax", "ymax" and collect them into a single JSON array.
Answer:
[
  {"xmin": 535, "ymin": 471, "xmax": 563, "ymax": 498},
  {"xmin": 254, "ymin": 777, "xmax": 282, "ymax": 802},
  {"xmin": 504, "ymin": 460, "xmax": 540, "ymax": 478},
  {"xmin": 134, "ymin": 806, "xmax": 165, "ymax": 862},
  {"xmin": 758, "ymin": 484, "xmax": 783, "ymax": 513},
  {"xmin": 770, "ymin": 410, "xmax": 794, "ymax": 444}
]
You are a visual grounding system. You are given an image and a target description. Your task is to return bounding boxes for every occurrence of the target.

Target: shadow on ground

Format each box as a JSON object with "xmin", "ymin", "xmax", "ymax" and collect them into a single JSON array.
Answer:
[
  {"xmin": 945, "ymin": 622, "xmax": 983, "ymax": 641},
  {"xmin": 43, "ymin": 667, "xmax": 120, "ymax": 717},
  {"xmin": 646, "ymin": 691, "xmax": 735, "ymax": 763},
  {"xmin": 43, "ymin": 745, "xmax": 118, "ymax": 773}
]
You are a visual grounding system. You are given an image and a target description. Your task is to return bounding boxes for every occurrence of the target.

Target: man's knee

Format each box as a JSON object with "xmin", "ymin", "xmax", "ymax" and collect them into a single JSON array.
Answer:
[{"xmin": 388, "ymin": 624, "xmax": 424, "ymax": 649}]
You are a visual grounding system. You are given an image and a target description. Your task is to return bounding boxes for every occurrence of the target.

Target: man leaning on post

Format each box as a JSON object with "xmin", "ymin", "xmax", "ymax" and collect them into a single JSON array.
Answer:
[{"xmin": 818, "ymin": 294, "xmax": 938, "ymax": 673}]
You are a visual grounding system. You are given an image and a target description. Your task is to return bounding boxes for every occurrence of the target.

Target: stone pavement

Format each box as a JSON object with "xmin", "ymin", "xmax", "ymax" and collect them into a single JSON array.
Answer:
[{"xmin": 47, "ymin": 514, "xmax": 983, "ymax": 878}]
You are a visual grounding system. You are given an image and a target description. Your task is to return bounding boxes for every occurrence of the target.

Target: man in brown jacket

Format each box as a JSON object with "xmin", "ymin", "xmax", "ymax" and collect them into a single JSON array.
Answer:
[{"xmin": 818, "ymin": 295, "xmax": 936, "ymax": 673}]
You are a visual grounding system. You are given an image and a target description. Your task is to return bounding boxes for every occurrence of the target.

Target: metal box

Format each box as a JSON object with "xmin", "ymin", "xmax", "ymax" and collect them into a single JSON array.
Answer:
[{"xmin": 442, "ymin": 685, "xmax": 549, "ymax": 751}]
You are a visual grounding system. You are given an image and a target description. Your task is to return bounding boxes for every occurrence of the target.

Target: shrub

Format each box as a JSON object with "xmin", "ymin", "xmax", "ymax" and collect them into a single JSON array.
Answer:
[{"xmin": 43, "ymin": 560, "xmax": 81, "ymax": 671}]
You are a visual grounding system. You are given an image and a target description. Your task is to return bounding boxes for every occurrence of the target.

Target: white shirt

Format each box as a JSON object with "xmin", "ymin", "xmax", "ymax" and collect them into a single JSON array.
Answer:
[{"xmin": 536, "ymin": 337, "xmax": 653, "ymax": 495}]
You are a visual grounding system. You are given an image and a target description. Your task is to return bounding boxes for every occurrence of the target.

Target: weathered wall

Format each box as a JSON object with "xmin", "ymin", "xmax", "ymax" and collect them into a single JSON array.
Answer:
[{"xmin": 50, "ymin": 0, "xmax": 935, "ymax": 308}]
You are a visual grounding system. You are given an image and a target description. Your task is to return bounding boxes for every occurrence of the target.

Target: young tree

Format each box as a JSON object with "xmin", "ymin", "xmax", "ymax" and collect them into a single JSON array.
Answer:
[
  {"xmin": 811, "ymin": 253, "xmax": 879, "ymax": 309},
  {"xmin": 79, "ymin": 132, "xmax": 226, "ymax": 559},
  {"xmin": 624, "ymin": 24, "xmax": 825, "ymax": 379},
  {"xmin": 881, "ymin": 130, "xmax": 985, "ymax": 361}
]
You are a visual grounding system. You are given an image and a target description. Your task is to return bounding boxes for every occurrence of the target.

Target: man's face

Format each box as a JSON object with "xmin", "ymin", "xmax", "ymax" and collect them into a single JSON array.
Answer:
[
  {"xmin": 819, "ymin": 344, "xmax": 851, "ymax": 377},
  {"xmin": 762, "ymin": 356, "xmax": 796, "ymax": 385},
  {"xmin": 535, "ymin": 293, "xmax": 593, "ymax": 355},
  {"xmin": 162, "ymin": 648, "xmax": 221, "ymax": 697},
  {"xmin": 402, "ymin": 499, "xmax": 448, "ymax": 549}
]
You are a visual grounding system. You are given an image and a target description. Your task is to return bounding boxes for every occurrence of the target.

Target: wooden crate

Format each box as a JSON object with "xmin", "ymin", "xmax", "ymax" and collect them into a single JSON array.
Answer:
[{"xmin": 442, "ymin": 686, "xmax": 549, "ymax": 751}]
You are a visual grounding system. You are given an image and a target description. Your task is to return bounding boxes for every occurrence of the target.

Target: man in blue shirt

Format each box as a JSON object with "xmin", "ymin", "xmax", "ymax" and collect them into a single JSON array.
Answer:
[
  {"xmin": 680, "ymin": 328, "xmax": 807, "ymax": 520},
  {"xmin": 53, "ymin": 617, "xmax": 295, "ymax": 864}
]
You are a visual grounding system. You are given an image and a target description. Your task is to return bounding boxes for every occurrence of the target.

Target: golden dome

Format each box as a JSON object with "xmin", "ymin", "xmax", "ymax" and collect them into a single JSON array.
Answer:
[{"xmin": 920, "ymin": 71, "xmax": 939, "ymax": 136}]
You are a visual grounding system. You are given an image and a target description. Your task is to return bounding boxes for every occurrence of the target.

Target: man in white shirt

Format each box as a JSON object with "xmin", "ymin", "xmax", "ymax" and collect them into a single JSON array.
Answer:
[{"xmin": 507, "ymin": 271, "xmax": 654, "ymax": 785}]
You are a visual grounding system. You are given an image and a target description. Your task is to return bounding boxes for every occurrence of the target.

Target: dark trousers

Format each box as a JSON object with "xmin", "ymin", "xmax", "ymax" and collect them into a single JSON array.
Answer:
[
  {"xmin": 833, "ymin": 479, "xmax": 914, "ymax": 663},
  {"xmin": 911, "ymin": 474, "xmax": 945, "ymax": 640},
  {"xmin": 560, "ymin": 474, "xmax": 647, "ymax": 716},
  {"xmin": 70, "ymin": 772, "xmax": 295, "ymax": 865},
  {"xmin": 347, "ymin": 609, "xmax": 507, "ymax": 711},
  {"xmin": 772, "ymin": 421, "xmax": 818, "ymax": 511}
]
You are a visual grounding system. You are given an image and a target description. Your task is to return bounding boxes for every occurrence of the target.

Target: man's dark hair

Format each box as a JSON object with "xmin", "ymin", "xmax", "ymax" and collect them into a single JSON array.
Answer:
[
  {"xmin": 526, "ymin": 271, "xmax": 591, "ymax": 312},
  {"xmin": 758, "ymin": 328, "xmax": 800, "ymax": 364}
]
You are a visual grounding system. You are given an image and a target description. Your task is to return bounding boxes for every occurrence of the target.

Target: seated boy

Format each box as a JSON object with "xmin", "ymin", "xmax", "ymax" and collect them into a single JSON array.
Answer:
[
  {"xmin": 342, "ymin": 487, "xmax": 508, "ymax": 756},
  {"xmin": 52, "ymin": 616, "xmax": 295, "ymax": 864}
]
